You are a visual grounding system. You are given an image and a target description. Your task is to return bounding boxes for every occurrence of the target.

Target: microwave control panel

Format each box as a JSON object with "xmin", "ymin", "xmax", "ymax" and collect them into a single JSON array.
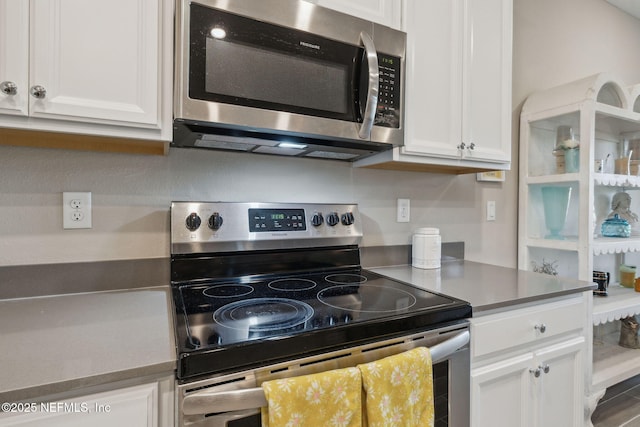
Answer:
[{"xmin": 375, "ymin": 53, "xmax": 401, "ymax": 129}]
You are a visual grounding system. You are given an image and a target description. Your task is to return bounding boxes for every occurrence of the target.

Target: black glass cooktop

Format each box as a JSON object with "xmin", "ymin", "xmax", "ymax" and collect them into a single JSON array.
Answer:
[{"xmin": 172, "ymin": 268, "xmax": 471, "ymax": 380}]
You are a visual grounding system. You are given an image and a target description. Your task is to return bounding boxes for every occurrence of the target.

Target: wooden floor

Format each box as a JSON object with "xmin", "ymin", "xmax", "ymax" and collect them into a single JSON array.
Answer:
[{"xmin": 592, "ymin": 374, "xmax": 640, "ymax": 427}]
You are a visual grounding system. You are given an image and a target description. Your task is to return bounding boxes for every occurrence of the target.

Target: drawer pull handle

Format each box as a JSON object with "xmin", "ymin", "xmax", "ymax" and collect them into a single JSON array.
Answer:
[{"xmin": 534, "ymin": 323, "xmax": 547, "ymax": 333}]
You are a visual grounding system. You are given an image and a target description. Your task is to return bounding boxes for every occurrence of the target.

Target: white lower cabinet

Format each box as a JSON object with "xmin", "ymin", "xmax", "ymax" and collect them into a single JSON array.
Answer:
[
  {"xmin": 471, "ymin": 338, "xmax": 584, "ymax": 427},
  {"xmin": 0, "ymin": 377, "xmax": 174, "ymax": 427},
  {"xmin": 470, "ymin": 293, "xmax": 590, "ymax": 427}
]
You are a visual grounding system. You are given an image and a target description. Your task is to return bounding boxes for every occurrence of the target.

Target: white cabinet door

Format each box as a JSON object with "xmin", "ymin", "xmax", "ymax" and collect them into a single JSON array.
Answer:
[
  {"xmin": 403, "ymin": 0, "xmax": 462, "ymax": 159},
  {"xmin": 471, "ymin": 337, "xmax": 585, "ymax": 427},
  {"xmin": 471, "ymin": 353, "xmax": 534, "ymax": 427},
  {"xmin": 402, "ymin": 0, "xmax": 511, "ymax": 164},
  {"xmin": 0, "ymin": 383, "xmax": 158, "ymax": 427},
  {"xmin": 0, "ymin": 0, "xmax": 171, "ymax": 149},
  {"xmin": 29, "ymin": 0, "xmax": 160, "ymax": 128},
  {"xmin": 0, "ymin": 0, "xmax": 29, "ymax": 116},
  {"xmin": 461, "ymin": 0, "xmax": 512, "ymax": 163},
  {"xmin": 534, "ymin": 338, "xmax": 585, "ymax": 427},
  {"xmin": 314, "ymin": 0, "xmax": 401, "ymax": 29}
]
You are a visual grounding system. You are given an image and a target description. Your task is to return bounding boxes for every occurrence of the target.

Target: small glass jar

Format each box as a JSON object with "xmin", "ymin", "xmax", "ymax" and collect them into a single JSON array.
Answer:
[
  {"xmin": 601, "ymin": 214, "xmax": 631, "ymax": 238},
  {"xmin": 620, "ymin": 264, "xmax": 636, "ymax": 288}
]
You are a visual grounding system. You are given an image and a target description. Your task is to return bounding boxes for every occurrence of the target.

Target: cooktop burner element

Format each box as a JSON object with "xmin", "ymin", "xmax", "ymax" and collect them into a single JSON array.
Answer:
[
  {"xmin": 325, "ymin": 273, "xmax": 367, "ymax": 284},
  {"xmin": 318, "ymin": 284, "xmax": 417, "ymax": 313},
  {"xmin": 170, "ymin": 202, "xmax": 471, "ymax": 380},
  {"xmin": 203, "ymin": 284, "xmax": 254, "ymax": 298},
  {"xmin": 268, "ymin": 278, "xmax": 317, "ymax": 291},
  {"xmin": 213, "ymin": 298, "xmax": 314, "ymax": 332}
]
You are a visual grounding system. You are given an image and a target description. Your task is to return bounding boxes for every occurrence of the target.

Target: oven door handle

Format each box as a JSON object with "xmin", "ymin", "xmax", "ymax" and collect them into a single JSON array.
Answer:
[
  {"xmin": 430, "ymin": 329, "xmax": 469, "ymax": 363},
  {"xmin": 181, "ymin": 330, "xmax": 469, "ymax": 415}
]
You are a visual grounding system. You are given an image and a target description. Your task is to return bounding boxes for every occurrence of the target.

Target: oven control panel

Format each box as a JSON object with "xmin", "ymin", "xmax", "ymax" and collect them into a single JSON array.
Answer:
[{"xmin": 171, "ymin": 202, "xmax": 363, "ymax": 254}]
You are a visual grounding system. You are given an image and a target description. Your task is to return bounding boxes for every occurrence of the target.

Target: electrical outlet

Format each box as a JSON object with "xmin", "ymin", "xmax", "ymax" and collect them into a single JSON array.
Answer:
[
  {"xmin": 63, "ymin": 192, "xmax": 92, "ymax": 229},
  {"xmin": 397, "ymin": 198, "xmax": 410, "ymax": 222}
]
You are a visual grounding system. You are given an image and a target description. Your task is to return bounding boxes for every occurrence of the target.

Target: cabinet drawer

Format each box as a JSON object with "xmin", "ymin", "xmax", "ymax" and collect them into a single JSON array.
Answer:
[{"xmin": 471, "ymin": 297, "xmax": 585, "ymax": 358}]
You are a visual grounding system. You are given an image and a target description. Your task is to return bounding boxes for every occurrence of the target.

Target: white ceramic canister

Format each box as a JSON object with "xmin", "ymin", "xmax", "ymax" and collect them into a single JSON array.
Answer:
[{"xmin": 412, "ymin": 227, "xmax": 441, "ymax": 269}]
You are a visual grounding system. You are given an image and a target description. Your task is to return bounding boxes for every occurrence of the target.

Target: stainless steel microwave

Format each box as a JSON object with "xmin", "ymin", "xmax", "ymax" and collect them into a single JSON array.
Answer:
[{"xmin": 173, "ymin": 0, "xmax": 406, "ymax": 161}]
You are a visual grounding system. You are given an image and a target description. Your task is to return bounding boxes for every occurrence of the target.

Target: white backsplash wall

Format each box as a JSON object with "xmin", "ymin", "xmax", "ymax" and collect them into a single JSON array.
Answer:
[
  {"xmin": 0, "ymin": 144, "xmax": 512, "ymax": 267},
  {"xmin": 2, "ymin": 0, "xmax": 639, "ymax": 270}
]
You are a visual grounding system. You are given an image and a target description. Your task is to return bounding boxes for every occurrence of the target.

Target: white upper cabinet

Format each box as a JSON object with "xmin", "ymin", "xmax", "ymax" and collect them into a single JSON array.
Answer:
[
  {"xmin": 0, "ymin": 0, "xmax": 172, "ymax": 151},
  {"xmin": 0, "ymin": 0, "xmax": 29, "ymax": 117},
  {"xmin": 402, "ymin": 0, "xmax": 511, "ymax": 164},
  {"xmin": 355, "ymin": 0, "xmax": 512, "ymax": 173},
  {"xmin": 309, "ymin": 0, "xmax": 401, "ymax": 29}
]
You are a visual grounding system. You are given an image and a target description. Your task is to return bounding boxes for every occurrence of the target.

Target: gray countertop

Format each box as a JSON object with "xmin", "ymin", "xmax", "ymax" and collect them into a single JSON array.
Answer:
[
  {"xmin": 0, "ymin": 257, "xmax": 594, "ymax": 402},
  {"xmin": 0, "ymin": 287, "xmax": 176, "ymax": 402},
  {"xmin": 370, "ymin": 260, "xmax": 595, "ymax": 314}
]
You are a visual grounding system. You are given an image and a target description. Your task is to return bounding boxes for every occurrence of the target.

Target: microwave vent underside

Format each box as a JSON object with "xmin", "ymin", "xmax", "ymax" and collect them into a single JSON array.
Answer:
[{"xmin": 172, "ymin": 120, "xmax": 392, "ymax": 161}]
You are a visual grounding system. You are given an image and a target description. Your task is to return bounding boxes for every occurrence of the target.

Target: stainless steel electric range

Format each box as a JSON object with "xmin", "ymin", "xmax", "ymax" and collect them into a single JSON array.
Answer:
[{"xmin": 170, "ymin": 202, "xmax": 472, "ymax": 427}]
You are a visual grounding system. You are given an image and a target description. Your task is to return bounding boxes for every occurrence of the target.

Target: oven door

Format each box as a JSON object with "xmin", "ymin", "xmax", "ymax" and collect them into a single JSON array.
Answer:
[{"xmin": 177, "ymin": 322, "xmax": 470, "ymax": 427}]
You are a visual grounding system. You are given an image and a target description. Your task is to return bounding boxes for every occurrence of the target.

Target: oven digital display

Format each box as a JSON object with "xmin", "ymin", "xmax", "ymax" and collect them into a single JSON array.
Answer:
[{"xmin": 249, "ymin": 209, "xmax": 306, "ymax": 232}]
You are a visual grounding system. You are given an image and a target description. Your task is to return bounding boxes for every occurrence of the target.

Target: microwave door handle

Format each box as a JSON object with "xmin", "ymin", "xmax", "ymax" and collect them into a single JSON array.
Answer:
[{"xmin": 358, "ymin": 31, "xmax": 379, "ymax": 140}]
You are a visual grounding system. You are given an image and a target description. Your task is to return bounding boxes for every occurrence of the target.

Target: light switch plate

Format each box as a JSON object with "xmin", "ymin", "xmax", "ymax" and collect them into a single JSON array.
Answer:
[
  {"xmin": 487, "ymin": 200, "xmax": 496, "ymax": 221},
  {"xmin": 397, "ymin": 198, "xmax": 410, "ymax": 222}
]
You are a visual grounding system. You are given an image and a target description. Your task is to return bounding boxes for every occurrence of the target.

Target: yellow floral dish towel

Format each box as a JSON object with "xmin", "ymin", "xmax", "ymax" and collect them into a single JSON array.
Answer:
[
  {"xmin": 358, "ymin": 347, "xmax": 434, "ymax": 427},
  {"xmin": 261, "ymin": 367, "xmax": 362, "ymax": 427}
]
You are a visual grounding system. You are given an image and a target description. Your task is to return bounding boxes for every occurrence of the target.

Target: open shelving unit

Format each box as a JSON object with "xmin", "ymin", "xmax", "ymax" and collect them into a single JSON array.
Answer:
[
  {"xmin": 592, "ymin": 285, "xmax": 640, "ymax": 392},
  {"xmin": 518, "ymin": 72, "xmax": 640, "ymax": 422}
]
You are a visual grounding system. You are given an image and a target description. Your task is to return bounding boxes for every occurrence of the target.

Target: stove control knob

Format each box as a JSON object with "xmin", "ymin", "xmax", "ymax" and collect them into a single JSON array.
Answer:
[
  {"xmin": 341, "ymin": 212, "xmax": 355, "ymax": 226},
  {"xmin": 185, "ymin": 212, "xmax": 201, "ymax": 231},
  {"xmin": 208, "ymin": 212, "xmax": 224, "ymax": 230},
  {"xmin": 311, "ymin": 213, "xmax": 324, "ymax": 227},
  {"xmin": 326, "ymin": 212, "xmax": 340, "ymax": 227}
]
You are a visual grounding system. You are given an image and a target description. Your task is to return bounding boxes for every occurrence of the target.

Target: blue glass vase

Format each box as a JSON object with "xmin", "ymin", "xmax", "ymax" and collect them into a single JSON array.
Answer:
[{"xmin": 541, "ymin": 186, "xmax": 572, "ymax": 239}]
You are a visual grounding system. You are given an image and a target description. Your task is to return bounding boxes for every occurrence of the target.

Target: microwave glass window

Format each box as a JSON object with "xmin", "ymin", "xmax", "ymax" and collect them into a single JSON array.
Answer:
[{"xmin": 205, "ymin": 39, "xmax": 348, "ymax": 114}]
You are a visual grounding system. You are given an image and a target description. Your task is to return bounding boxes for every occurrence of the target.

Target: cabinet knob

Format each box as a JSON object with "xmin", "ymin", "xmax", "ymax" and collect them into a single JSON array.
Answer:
[
  {"xmin": 457, "ymin": 142, "xmax": 466, "ymax": 150},
  {"xmin": 30, "ymin": 85, "xmax": 47, "ymax": 99},
  {"xmin": 530, "ymin": 364, "xmax": 550, "ymax": 378},
  {"xmin": 468, "ymin": 142, "xmax": 475, "ymax": 150},
  {"xmin": 0, "ymin": 81, "xmax": 17, "ymax": 96},
  {"xmin": 534, "ymin": 323, "xmax": 547, "ymax": 333}
]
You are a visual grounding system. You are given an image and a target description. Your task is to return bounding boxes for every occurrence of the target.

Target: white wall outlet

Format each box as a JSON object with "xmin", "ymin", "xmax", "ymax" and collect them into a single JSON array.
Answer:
[
  {"xmin": 487, "ymin": 200, "xmax": 496, "ymax": 221},
  {"xmin": 63, "ymin": 192, "xmax": 92, "ymax": 229},
  {"xmin": 397, "ymin": 198, "xmax": 410, "ymax": 223}
]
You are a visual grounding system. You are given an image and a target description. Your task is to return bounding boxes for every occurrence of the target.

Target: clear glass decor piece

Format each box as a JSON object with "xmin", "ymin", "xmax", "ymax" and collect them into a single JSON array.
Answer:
[
  {"xmin": 564, "ymin": 148, "xmax": 579, "ymax": 173},
  {"xmin": 541, "ymin": 186, "xmax": 571, "ymax": 239},
  {"xmin": 601, "ymin": 214, "xmax": 631, "ymax": 238}
]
